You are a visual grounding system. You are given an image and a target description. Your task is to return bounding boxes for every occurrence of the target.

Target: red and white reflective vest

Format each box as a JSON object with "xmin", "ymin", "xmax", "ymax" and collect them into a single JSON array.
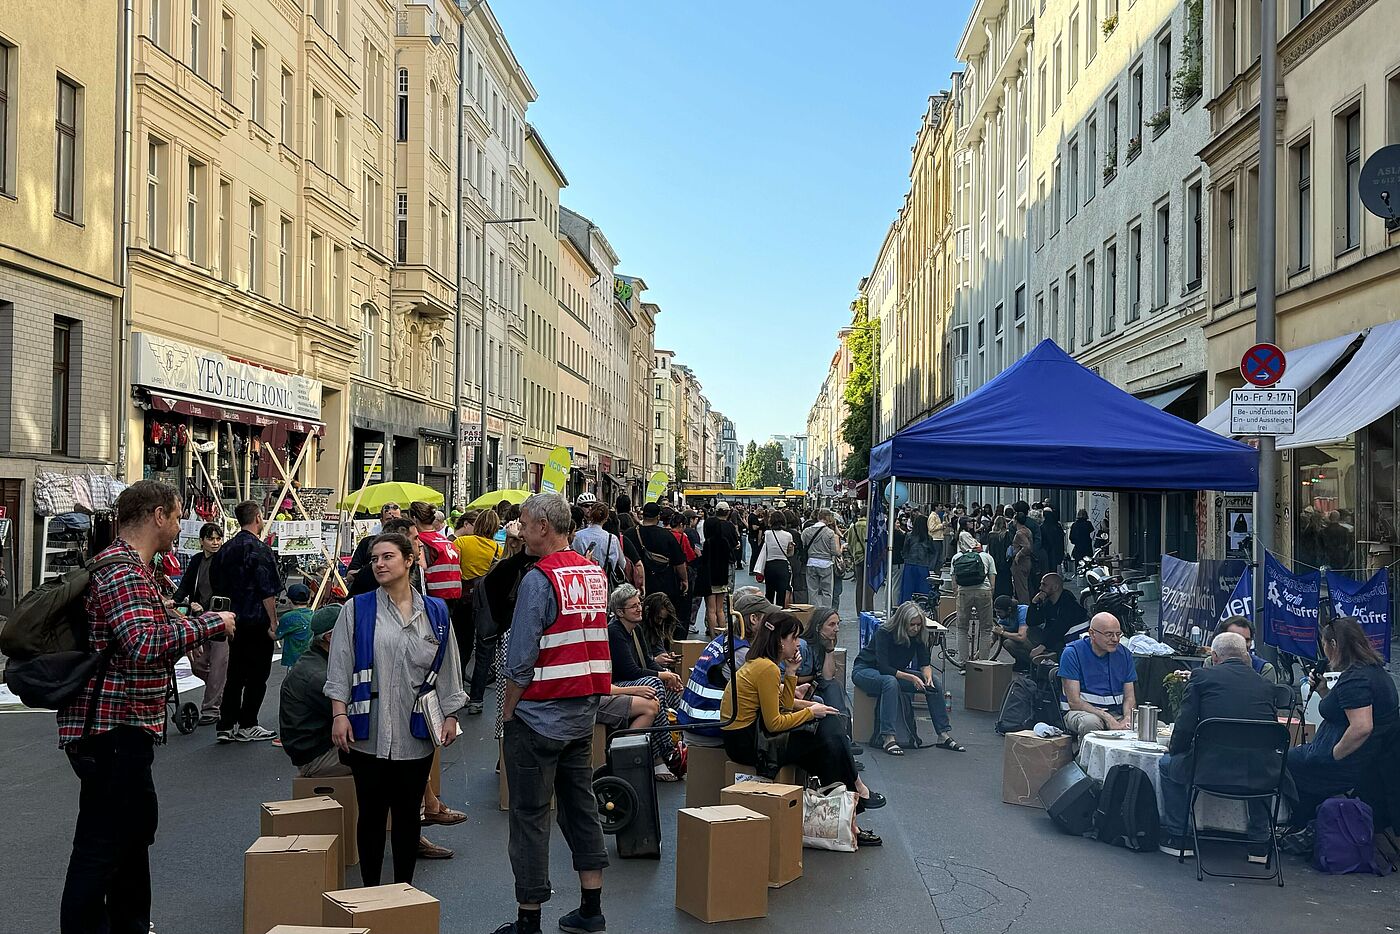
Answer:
[
  {"xmin": 520, "ymin": 550, "xmax": 612, "ymax": 701},
  {"xmin": 418, "ymin": 529, "xmax": 462, "ymax": 600}
]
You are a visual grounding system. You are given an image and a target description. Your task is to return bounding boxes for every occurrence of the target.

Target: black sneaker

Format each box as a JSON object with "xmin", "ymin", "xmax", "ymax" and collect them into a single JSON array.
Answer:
[
  {"xmin": 1159, "ymin": 834, "xmax": 1195, "ymax": 858},
  {"xmin": 558, "ymin": 908, "xmax": 606, "ymax": 933}
]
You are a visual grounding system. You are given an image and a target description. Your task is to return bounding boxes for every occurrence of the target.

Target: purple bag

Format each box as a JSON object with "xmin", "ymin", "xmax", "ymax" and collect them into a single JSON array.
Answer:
[{"xmin": 1312, "ymin": 797, "xmax": 1386, "ymax": 875}]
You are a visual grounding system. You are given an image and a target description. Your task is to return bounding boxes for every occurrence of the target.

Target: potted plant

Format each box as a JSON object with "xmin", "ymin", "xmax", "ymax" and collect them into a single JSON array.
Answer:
[
  {"xmin": 1147, "ymin": 108, "xmax": 1170, "ymax": 132},
  {"xmin": 1162, "ymin": 668, "xmax": 1191, "ymax": 721},
  {"xmin": 1103, "ymin": 148, "xmax": 1118, "ymax": 182},
  {"xmin": 1126, "ymin": 134, "xmax": 1142, "ymax": 159},
  {"xmin": 1101, "ymin": 13, "xmax": 1119, "ymax": 36}
]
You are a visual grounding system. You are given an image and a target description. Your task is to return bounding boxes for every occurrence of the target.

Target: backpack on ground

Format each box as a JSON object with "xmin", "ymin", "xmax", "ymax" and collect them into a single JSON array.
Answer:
[
  {"xmin": 952, "ymin": 550, "xmax": 987, "ymax": 587},
  {"xmin": 1313, "ymin": 797, "xmax": 1386, "ymax": 875},
  {"xmin": 0, "ymin": 553, "xmax": 140, "ymax": 709},
  {"xmin": 995, "ymin": 674, "xmax": 1039, "ymax": 734},
  {"xmin": 1093, "ymin": 764, "xmax": 1161, "ymax": 851}
]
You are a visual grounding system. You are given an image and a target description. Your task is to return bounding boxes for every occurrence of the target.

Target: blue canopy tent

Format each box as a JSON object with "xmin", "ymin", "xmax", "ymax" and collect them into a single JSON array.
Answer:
[{"xmin": 867, "ymin": 340, "xmax": 1259, "ymax": 613}]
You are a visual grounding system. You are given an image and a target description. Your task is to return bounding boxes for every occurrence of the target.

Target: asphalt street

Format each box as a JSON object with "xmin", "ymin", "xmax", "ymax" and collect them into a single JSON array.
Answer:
[{"xmin": 2, "ymin": 567, "xmax": 1396, "ymax": 934}]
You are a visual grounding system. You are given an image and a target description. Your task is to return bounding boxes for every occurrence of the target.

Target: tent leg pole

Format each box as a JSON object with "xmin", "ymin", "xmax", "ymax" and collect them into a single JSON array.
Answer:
[{"xmin": 886, "ymin": 475, "xmax": 896, "ymax": 618}]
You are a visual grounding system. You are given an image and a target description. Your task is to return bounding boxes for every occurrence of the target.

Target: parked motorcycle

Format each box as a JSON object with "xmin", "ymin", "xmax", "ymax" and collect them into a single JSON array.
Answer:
[{"xmin": 1076, "ymin": 553, "xmax": 1143, "ymax": 636}]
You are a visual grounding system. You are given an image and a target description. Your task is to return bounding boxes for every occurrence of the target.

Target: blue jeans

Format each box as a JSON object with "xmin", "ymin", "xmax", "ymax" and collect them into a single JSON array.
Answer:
[{"xmin": 852, "ymin": 667, "xmax": 951, "ymax": 739}]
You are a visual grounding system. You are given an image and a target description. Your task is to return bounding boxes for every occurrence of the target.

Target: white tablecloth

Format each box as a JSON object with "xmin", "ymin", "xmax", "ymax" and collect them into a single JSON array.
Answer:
[{"xmin": 1077, "ymin": 729, "xmax": 1251, "ymax": 832}]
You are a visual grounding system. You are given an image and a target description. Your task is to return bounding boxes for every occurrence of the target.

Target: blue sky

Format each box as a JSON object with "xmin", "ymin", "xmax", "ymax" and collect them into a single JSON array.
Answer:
[{"xmin": 493, "ymin": 1, "xmax": 974, "ymax": 447}]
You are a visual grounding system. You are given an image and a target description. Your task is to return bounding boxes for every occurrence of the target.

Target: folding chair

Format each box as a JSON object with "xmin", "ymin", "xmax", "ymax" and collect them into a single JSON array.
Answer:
[{"xmin": 1185, "ymin": 718, "xmax": 1291, "ymax": 886}]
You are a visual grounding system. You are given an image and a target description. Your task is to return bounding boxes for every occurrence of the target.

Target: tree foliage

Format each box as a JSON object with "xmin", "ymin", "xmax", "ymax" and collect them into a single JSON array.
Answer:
[
  {"xmin": 736, "ymin": 441, "xmax": 794, "ymax": 489},
  {"xmin": 674, "ymin": 432, "xmax": 688, "ymax": 481},
  {"xmin": 841, "ymin": 297, "xmax": 878, "ymax": 480}
]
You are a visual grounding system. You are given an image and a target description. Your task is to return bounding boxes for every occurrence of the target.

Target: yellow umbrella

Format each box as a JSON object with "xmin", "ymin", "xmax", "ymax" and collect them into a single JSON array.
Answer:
[
  {"xmin": 464, "ymin": 488, "xmax": 531, "ymax": 512},
  {"xmin": 337, "ymin": 481, "xmax": 444, "ymax": 513}
]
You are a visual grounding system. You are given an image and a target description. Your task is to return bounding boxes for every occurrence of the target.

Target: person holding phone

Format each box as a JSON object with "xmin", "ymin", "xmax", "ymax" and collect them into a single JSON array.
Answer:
[{"xmin": 325, "ymin": 532, "xmax": 465, "ymax": 887}]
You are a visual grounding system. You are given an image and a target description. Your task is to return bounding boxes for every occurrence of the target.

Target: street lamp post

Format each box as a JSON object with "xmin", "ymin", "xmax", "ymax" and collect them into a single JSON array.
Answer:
[{"xmin": 476, "ymin": 216, "xmax": 536, "ymax": 499}]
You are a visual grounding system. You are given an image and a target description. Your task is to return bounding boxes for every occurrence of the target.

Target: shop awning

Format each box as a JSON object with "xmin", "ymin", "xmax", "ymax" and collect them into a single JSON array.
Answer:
[
  {"xmin": 143, "ymin": 390, "xmax": 326, "ymax": 436},
  {"xmin": 1277, "ymin": 320, "xmax": 1400, "ymax": 449},
  {"xmin": 1138, "ymin": 382, "xmax": 1194, "ymax": 411},
  {"xmin": 1198, "ymin": 331, "xmax": 1361, "ymax": 436},
  {"xmin": 603, "ymin": 472, "xmax": 625, "ymax": 488}
]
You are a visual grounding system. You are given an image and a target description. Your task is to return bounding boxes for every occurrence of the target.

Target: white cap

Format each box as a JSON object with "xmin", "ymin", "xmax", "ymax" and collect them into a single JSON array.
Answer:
[{"xmin": 716, "ymin": 501, "xmax": 730, "ymax": 512}]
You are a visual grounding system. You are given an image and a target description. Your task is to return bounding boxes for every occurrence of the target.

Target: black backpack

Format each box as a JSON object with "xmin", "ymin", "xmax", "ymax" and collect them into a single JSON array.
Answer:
[
  {"xmin": 995, "ymin": 674, "xmax": 1039, "ymax": 735},
  {"xmin": 0, "ymin": 553, "xmax": 141, "ymax": 710},
  {"xmin": 1093, "ymin": 764, "xmax": 1161, "ymax": 851}
]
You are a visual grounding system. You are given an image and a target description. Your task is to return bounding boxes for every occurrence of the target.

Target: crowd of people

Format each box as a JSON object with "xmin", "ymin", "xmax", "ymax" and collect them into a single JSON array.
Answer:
[{"xmin": 43, "ymin": 478, "xmax": 1399, "ymax": 934}]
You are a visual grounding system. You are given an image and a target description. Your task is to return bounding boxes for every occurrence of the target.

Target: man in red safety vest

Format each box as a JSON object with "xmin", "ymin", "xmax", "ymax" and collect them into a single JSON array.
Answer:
[{"xmin": 493, "ymin": 492, "xmax": 612, "ymax": 934}]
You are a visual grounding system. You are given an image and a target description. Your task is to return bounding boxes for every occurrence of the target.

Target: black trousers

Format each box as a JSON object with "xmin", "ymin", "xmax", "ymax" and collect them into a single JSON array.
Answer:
[
  {"xmin": 217, "ymin": 628, "xmax": 273, "ymax": 731},
  {"xmin": 763, "ymin": 560, "xmax": 791, "ymax": 606},
  {"xmin": 346, "ymin": 748, "xmax": 435, "ymax": 886},
  {"xmin": 61, "ymin": 727, "xmax": 158, "ymax": 934},
  {"xmin": 449, "ymin": 595, "xmax": 473, "ymax": 668},
  {"xmin": 723, "ymin": 716, "xmax": 859, "ymax": 792}
]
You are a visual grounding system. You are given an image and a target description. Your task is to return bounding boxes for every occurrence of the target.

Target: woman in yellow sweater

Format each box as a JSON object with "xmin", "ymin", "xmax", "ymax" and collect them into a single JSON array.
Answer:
[{"xmin": 721, "ymin": 611, "xmax": 886, "ymax": 818}]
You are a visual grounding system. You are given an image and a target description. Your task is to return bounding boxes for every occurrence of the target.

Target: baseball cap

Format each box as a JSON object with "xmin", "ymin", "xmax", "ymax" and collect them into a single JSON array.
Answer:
[
  {"xmin": 716, "ymin": 501, "xmax": 731, "ymax": 513},
  {"xmin": 311, "ymin": 604, "xmax": 341, "ymax": 636},
  {"xmin": 287, "ymin": 583, "xmax": 311, "ymax": 604},
  {"xmin": 641, "ymin": 502, "xmax": 662, "ymax": 519},
  {"xmin": 733, "ymin": 589, "xmax": 779, "ymax": 618}
]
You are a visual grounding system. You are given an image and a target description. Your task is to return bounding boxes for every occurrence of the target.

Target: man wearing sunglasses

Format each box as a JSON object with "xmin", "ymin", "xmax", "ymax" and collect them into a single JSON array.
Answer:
[{"xmin": 1058, "ymin": 612, "xmax": 1137, "ymax": 737}]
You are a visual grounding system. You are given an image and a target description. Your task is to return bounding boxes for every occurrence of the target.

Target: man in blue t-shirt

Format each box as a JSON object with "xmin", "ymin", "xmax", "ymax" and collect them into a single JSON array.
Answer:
[{"xmin": 1059, "ymin": 612, "xmax": 1137, "ymax": 737}]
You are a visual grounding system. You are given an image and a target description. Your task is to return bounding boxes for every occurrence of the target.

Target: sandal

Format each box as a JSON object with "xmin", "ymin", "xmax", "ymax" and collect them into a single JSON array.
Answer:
[
  {"xmin": 856, "ymin": 828, "xmax": 883, "ymax": 847},
  {"xmin": 881, "ymin": 739, "xmax": 905, "ymax": 757},
  {"xmin": 653, "ymin": 765, "xmax": 681, "ymax": 783},
  {"xmin": 936, "ymin": 738, "xmax": 967, "ymax": 753}
]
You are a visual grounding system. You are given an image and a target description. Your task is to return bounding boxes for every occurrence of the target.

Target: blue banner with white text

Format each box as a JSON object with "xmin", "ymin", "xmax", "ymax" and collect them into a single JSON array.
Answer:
[
  {"xmin": 1261, "ymin": 553, "xmax": 1322, "ymax": 660},
  {"xmin": 866, "ymin": 480, "xmax": 888, "ymax": 594},
  {"xmin": 1327, "ymin": 568, "xmax": 1392, "ymax": 662},
  {"xmin": 1219, "ymin": 570, "xmax": 1253, "ymax": 625}
]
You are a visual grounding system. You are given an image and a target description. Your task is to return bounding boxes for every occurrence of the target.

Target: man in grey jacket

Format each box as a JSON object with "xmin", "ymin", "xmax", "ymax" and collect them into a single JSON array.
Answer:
[{"xmin": 803, "ymin": 510, "xmax": 844, "ymax": 608}]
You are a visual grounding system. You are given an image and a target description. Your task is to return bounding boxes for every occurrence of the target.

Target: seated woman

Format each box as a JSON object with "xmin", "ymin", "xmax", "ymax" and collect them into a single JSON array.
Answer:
[
  {"xmin": 640, "ymin": 591, "xmax": 681, "ymax": 676},
  {"xmin": 852, "ymin": 601, "xmax": 965, "ymax": 755},
  {"xmin": 797, "ymin": 607, "xmax": 851, "ymax": 718},
  {"xmin": 607, "ymin": 583, "xmax": 686, "ymax": 781},
  {"xmin": 1283, "ymin": 617, "xmax": 1400, "ymax": 845},
  {"xmin": 721, "ymin": 611, "xmax": 885, "ymax": 846}
]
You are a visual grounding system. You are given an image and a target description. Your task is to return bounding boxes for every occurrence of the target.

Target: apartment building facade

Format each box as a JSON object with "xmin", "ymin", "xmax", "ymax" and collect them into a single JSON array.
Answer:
[
  {"xmin": 521, "ymin": 125, "xmax": 565, "ymax": 488},
  {"xmin": 556, "ymin": 217, "xmax": 595, "ymax": 492}
]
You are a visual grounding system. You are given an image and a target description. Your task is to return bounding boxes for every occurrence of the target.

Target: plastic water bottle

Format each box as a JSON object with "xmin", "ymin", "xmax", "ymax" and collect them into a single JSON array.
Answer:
[
  {"xmin": 1300, "ymin": 676, "xmax": 1312, "ymax": 702},
  {"xmin": 944, "ymin": 691, "xmax": 953, "ymax": 716}
]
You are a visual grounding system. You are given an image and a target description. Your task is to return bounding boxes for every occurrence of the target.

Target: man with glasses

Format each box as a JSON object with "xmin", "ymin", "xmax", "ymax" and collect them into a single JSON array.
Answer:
[{"xmin": 1058, "ymin": 612, "xmax": 1137, "ymax": 737}]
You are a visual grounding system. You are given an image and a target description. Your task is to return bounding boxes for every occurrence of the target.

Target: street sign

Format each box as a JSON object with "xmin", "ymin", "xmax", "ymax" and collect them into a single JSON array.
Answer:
[
  {"xmin": 1230, "ymin": 388, "xmax": 1296, "ymax": 435},
  {"xmin": 1359, "ymin": 144, "xmax": 1400, "ymax": 222},
  {"xmin": 462, "ymin": 422, "xmax": 482, "ymax": 445},
  {"xmin": 506, "ymin": 454, "xmax": 527, "ymax": 489},
  {"xmin": 1240, "ymin": 342, "xmax": 1286, "ymax": 387}
]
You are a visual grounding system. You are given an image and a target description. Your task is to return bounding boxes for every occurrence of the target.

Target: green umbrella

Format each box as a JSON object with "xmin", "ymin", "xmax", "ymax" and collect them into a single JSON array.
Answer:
[
  {"xmin": 463, "ymin": 488, "xmax": 531, "ymax": 512},
  {"xmin": 338, "ymin": 481, "xmax": 445, "ymax": 514}
]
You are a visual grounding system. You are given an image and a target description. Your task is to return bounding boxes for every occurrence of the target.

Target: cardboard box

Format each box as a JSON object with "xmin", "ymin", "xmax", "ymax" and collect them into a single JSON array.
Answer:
[
  {"xmin": 719, "ymin": 783, "xmax": 804, "ymax": 887},
  {"xmin": 266, "ymin": 927, "xmax": 369, "ymax": 934},
  {"xmin": 1001, "ymin": 730, "xmax": 1073, "ymax": 808},
  {"xmin": 293, "ymin": 776, "xmax": 358, "ymax": 867},
  {"xmin": 788, "ymin": 603, "xmax": 815, "ymax": 629},
  {"xmin": 938, "ymin": 593, "xmax": 957, "ymax": 622},
  {"xmin": 260, "ymin": 798, "xmax": 344, "ymax": 868},
  {"xmin": 675, "ymin": 806, "xmax": 770, "ymax": 923},
  {"xmin": 964, "ymin": 659, "xmax": 1016, "ymax": 712},
  {"xmin": 676, "ymin": 639, "xmax": 708, "ymax": 678},
  {"xmin": 723, "ymin": 759, "xmax": 805, "ymax": 789},
  {"xmin": 832, "ymin": 647, "xmax": 848, "ymax": 687},
  {"xmin": 322, "ymin": 884, "xmax": 439, "ymax": 934},
  {"xmin": 851, "ymin": 684, "xmax": 875, "ymax": 745},
  {"xmin": 685, "ymin": 743, "xmax": 729, "ymax": 809},
  {"xmin": 245, "ymin": 835, "xmax": 343, "ymax": 934}
]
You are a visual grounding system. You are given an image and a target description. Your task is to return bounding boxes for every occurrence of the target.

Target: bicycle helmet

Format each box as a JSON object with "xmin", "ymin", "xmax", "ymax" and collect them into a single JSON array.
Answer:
[{"xmin": 576, "ymin": 492, "xmax": 598, "ymax": 506}]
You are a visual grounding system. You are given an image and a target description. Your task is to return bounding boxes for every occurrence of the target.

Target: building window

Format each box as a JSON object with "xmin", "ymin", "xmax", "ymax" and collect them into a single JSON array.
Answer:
[
  {"xmin": 976, "ymin": 317, "xmax": 985, "ymax": 349},
  {"xmin": 427, "ymin": 80, "xmax": 437, "ymax": 152},
  {"xmin": 1155, "ymin": 32, "xmax": 1172, "ymax": 119},
  {"xmin": 250, "ymin": 38, "xmax": 265, "ymax": 125},
  {"xmin": 278, "ymin": 216, "xmax": 292, "ymax": 305},
  {"xmin": 1053, "ymin": 40, "xmax": 1063, "ymax": 111},
  {"xmin": 1067, "ymin": 271, "xmax": 1078, "ymax": 348},
  {"xmin": 1087, "ymin": 0, "xmax": 1098, "ymax": 61},
  {"xmin": 55, "ymin": 77, "xmax": 80, "ymax": 220},
  {"xmin": 148, "ymin": 0, "xmax": 165, "ymax": 48},
  {"xmin": 1049, "ymin": 284, "xmax": 1060, "ymax": 346},
  {"xmin": 1219, "ymin": 184, "xmax": 1236, "ymax": 300},
  {"xmin": 430, "ymin": 337, "xmax": 443, "ymax": 400},
  {"xmin": 217, "ymin": 178, "xmax": 231, "ymax": 279},
  {"xmin": 248, "ymin": 198, "xmax": 263, "ymax": 293},
  {"xmin": 1339, "ymin": 107, "xmax": 1361, "ymax": 253},
  {"xmin": 1105, "ymin": 241, "xmax": 1118, "ymax": 333},
  {"xmin": 1129, "ymin": 64, "xmax": 1144, "ymax": 153},
  {"xmin": 1154, "ymin": 202, "xmax": 1170, "ymax": 308},
  {"xmin": 1186, "ymin": 181, "xmax": 1203, "ymax": 288},
  {"xmin": 1293, "ymin": 141, "xmax": 1311, "ymax": 271},
  {"xmin": 1086, "ymin": 117, "xmax": 1097, "ymax": 202},
  {"xmin": 311, "ymin": 88, "xmax": 325, "ymax": 164},
  {"xmin": 1068, "ymin": 14, "xmax": 1080, "ymax": 89},
  {"xmin": 219, "ymin": 12, "xmax": 234, "ymax": 102},
  {"xmin": 396, "ymin": 68, "xmax": 408, "ymax": 141},
  {"xmin": 395, "ymin": 192, "xmax": 407, "ymax": 263},
  {"xmin": 332, "ymin": 243, "xmax": 345, "ymax": 325},
  {"xmin": 1244, "ymin": 166, "xmax": 1259, "ymax": 291},
  {"xmin": 0, "ymin": 41, "xmax": 12, "ymax": 196},
  {"xmin": 994, "ymin": 301, "xmax": 1005, "ymax": 336},
  {"xmin": 334, "ymin": 109, "xmax": 346, "ymax": 178},
  {"xmin": 360, "ymin": 305, "xmax": 378, "ymax": 378},
  {"xmin": 1051, "ymin": 160, "xmax": 1061, "ymax": 235},
  {"xmin": 309, "ymin": 231, "xmax": 323, "ymax": 317},
  {"xmin": 655, "ymin": 412, "xmax": 662, "ymax": 430},
  {"xmin": 188, "ymin": 0, "xmax": 203, "ymax": 75},
  {"xmin": 1037, "ymin": 63, "xmax": 1047, "ymax": 129},
  {"xmin": 145, "ymin": 136, "xmax": 165, "ymax": 248},
  {"xmin": 1035, "ymin": 176, "xmax": 1046, "ymax": 249},
  {"xmin": 185, "ymin": 158, "xmax": 204, "ymax": 265},
  {"xmin": 1084, "ymin": 256, "xmax": 1096, "ymax": 345},
  {"xmin": 280, "ymin": 68, "xmax": 293, "ymax": 146},
  {"xmin": 1389, "ymin": 72, "xmax": 1400, "ymax": 146},
  {"xmin": 1068, "ymin": 138, "xmax": 1080, "ymax": 218},
  {"xmin": 52, "ymin": 319, "xmax": 72, "ymax": 454},
  {"xmin": 1014, "ymin": 283, "xmax": 1026, "ymax": 322},
  {"xmin": 1107, "ymin": 92, "xmax": 1120, "ymax": 167},
  {"xmin": 1128, "ymin": 222, "xmax": 1142, "ymax": 319}
]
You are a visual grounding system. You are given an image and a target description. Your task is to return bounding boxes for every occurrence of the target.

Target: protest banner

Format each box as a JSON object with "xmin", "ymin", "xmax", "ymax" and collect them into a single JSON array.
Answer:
[
  {"xmin": 1261, "ymin": 553, "xmax": 1321, "ymax": 660},
  {"xmin": 1327, "ymin": 568, "xmax": 1392, "ymax": 662}
]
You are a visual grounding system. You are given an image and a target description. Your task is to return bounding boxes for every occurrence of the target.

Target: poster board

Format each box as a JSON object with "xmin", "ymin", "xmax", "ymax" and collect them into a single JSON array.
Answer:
[{"xmin": 268, "ymin": 520, "xmax": 321, "ymax": 555}]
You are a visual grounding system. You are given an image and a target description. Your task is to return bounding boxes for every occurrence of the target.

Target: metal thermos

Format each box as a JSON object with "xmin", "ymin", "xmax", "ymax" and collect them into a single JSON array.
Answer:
[{"xmin": 1136, "ymin": 704, "xmax": 1159, "ymax": 742}]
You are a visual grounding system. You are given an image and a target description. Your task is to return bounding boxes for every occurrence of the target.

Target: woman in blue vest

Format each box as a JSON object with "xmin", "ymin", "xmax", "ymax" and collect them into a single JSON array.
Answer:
[{"xmin": 326, "ymin": 532, "xmax": 465, "ymax": 887}]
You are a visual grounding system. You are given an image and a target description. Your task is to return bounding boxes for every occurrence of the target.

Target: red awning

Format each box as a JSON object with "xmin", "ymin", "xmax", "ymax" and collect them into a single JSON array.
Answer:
[{"xmin": 143, "ymin": 390, "xmax": 325, "ymax": 436}]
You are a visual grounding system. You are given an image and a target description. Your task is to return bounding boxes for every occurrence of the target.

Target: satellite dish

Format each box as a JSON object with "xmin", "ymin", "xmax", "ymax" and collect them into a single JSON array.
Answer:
[{"xmin": 1358, "ymin": 145, "xmax": 1400, "ymax": 222}]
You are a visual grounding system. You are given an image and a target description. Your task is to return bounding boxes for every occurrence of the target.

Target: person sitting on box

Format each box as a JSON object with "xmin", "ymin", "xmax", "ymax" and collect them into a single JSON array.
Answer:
[
  {"xmin": 675, "ymin": 587, "xmax": 769, "ymax": 738},
  {"xmin": 796, "ymin": 606, "xmax": 862, "ymax": 758},
  {"xmin": 989, "ymin": 595, "xmax": 1032, "ymax": 671},
  {"xmin": 720, "ymin": 610, "xmax": 885, "ymax": 847},
  {"xmin": 852, "ymin": 602, "xmax": 965, "ymax": 755},
  {"xmin": 606, "ymin": 583, "xmax": 686, "ymax": 782},
  {"xmin": 279, "ymin": 604, "xmax": 456, "ymax": 861},
  {"xmin": 1155, "ymin": 631, "xmax": 1279, "ymax": 860},
  {"xmin": 1058, "ymin": 612, "xmax": 1136, "ymax": 738}
]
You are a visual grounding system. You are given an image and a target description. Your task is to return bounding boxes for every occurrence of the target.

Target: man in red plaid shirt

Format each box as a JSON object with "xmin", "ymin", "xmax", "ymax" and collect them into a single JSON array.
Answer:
[{"xmin": 58, "ymin": 480, "xmax": 233, "ymax": 934}]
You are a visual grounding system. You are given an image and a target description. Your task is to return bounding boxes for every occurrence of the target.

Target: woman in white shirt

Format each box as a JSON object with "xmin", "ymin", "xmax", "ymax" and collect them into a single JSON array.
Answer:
[{"xmin": 754, "ymin": 512, "xmax": 795, "ymax": 608}]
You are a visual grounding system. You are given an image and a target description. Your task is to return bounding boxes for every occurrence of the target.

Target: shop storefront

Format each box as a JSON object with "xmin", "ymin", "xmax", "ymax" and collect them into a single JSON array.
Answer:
[
  {"xmin": 129, "ymin": 332, "xmax": 328, "ymax": 516},
  {"xmin": 349, "ymin": 381, "xmax": 457, "ymax": 506}
]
